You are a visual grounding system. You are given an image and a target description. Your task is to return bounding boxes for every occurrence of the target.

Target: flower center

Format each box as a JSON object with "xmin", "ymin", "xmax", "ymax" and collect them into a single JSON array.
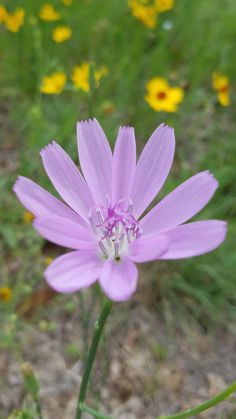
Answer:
[
  {"xmin": 89, "ymin": 202, "xmax": 141, "ymax": 260},
  {"xmin": 219, "ymin": 84, "xmax": 229, "ymax": 94},
  {"xmin": 156, "ymin": 91, "xmax": 167, "ymax": 100}
]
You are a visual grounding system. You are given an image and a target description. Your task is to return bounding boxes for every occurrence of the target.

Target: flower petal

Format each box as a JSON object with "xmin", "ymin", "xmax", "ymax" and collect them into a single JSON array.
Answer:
[
  {"xmin": 40, "ymin": 141, "xmax": 93, "ymax": 221},
  {"xmin": 13, "ymin": 176, "xmax": 85, "ymax": 225},
  {"xmin": 77, "ymin": 118, "xmax": 112, "ymax": 206},
  {"xmin": 45, "ymin": 250, "xmax": 102, "ymax": 293},
  {"xmin": 141, "ymin": 171, "xmax": 218, "ymax": 236},
  {"xmin": 99, "ymin": 258, "xmax": 138, "ymax": 302},
  {"xmin": 131, "ymin": 124, "xmax": 175, "ymax": 218},
  {"xmin": 129, "ymin": 234, "xmax": 169, "ymax": 263},
  {"xmin": 33, "ymin": 215, "xmax": 95, "ymax": 249},
  {"xmin": 160, "ymin": 220, "xmax": 227, "ymax": 259},
  {"xmin": 112, "ymin": 126, "xmax": 136, "ymax": 205}
]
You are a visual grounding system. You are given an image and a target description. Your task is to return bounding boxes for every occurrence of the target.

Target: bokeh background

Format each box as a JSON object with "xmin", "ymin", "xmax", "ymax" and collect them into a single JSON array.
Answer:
[{"xmin": 0, "ymin": 1, "xmax": 236, "ymax": 418}]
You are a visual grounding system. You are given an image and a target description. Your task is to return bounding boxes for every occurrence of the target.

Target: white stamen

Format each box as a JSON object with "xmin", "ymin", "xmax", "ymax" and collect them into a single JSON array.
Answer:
[{"xmin": 89, "ymin": 202, "xmax": 140, "ymax": 260}]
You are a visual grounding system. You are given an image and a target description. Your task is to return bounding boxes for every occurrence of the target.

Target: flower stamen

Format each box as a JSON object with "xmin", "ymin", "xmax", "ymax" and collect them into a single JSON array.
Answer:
[{"xmin": 89, "ymin": 202, "xmax": 141, "ymax": 259}]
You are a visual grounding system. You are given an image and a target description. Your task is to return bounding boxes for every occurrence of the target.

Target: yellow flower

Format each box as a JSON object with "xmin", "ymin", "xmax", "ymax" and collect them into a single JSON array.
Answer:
[
  {"xmin": 39, "ymin": 4, "xmax": 60, "ymax": 21},
  {"xmin": 71, "ymin": 63, "xmax": 108, "ymax": 92},
  {"xmin": 0, "ymin": 5, "xmax": 7, "ymax": 24},
  {"xmin": 155, "ymin": 0, "xmax": 174, "ymax": 13},
  {"xmin": 0, "ymin": 286, "xmax": 12, "ymax": 303},
  {"xmin": 145, "ymin": 77, "xmax": 184, "ymax": 112},
  {"xmin": 23, "ymin": 211, "xmax": 34, "ymax": 223},
  {"xmin": 212, "ymin": 72, "xmax": 230, "ymax": 107},
  {"xmin": 128, "ymin": 0, "xmax": 157, "ymax": 28},
  {"xmin": 52, "ymin": 26, "xmax": 72, "ymax": 43},
  {"xmin": 44, "ymin": 256, "xmax": 54, "ymax": 266},
  {"xmin": 40, "ymin": 72, "xmax": 67, "ymax": 94},
  {"xmin": 4, "ymin": 8, "xmax": 25, "ymax": 33},
  {"xmin": 62, "ymin": 0, "xmax": 73, "ymax": 6}
]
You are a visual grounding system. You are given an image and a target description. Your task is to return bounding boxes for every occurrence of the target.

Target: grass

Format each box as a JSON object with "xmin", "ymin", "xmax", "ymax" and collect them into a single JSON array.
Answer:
[{"xmin": 0, "ymin": 0, "xmax": 236, "ymax": 347}]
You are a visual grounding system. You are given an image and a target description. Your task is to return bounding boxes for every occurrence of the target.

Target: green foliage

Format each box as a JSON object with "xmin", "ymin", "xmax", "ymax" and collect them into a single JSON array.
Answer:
[
  {"xmin": 0, "ymin": 0, "xmax": 235, "ymax": 346},
  {"xmin": 8, "ymin": 410, "xmax": 34, "ymax": 419},
  {"xmin": 22, "ymin": 363, "xmax": 40, "ymax": 401}
]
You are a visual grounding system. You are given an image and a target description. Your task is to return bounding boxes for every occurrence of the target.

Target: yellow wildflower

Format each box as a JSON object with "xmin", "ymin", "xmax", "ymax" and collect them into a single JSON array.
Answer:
[
  {"xmin": 23, "ymin": 211, "xmax": 34, "ymax": 223},
  {"xmin": 0, "ymin": 286, "xmax": 12, "ymax": 303},
  {"xmin": 212, "ymin": 72, "xmax": 230, "ymax": 106},
  {"xmin": 39, "ymin": 4, "xmax": 60, "ymax": 21},
  {"xmin": 129, "ymin": 0, "xmax": 157, "ymax": 28},
  {"xmin": 40, "ymin": 71, "xmax": 67, "ymax": 94},
  {"xmin": 145, "ymin": 77, "xmax": 184, "ymax": 112},
  {"xmin": 71, "ymin": 63, "xmax": 108, "ymax": 92},
  {"xmin": 4, "ymin": 8, "xmax": 25, "ymax": 33},
  {"xmin": 44, "ymin": 256, "xmax": 54, "ymax": 266},
  {"xmin": 62, "ymin": 0, "xmax": 73, "ymax": 6},
  {"xmin": 0, "ymin": 5, "xmax": 7, "ymax": 24},
  {"xmin": 52, "ymin": 26, "xmax": 72, "ymax": 43},
  {"xmin": 155, "ymin": 0, "xmax": 174, "ymax": 13}
]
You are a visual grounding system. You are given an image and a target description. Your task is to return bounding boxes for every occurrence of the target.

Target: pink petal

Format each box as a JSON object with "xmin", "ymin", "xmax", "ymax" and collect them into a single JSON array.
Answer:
[
  {"xmin": 129, "ymin": 234, "xmax": 169, "ymax": 262},
  {"xmin": 77, "ymin": 118, "xmax": 112, "ymax": 206},
  {"xmin": 40, "ymin": 141, "xmax": 93, "ymax": 221},
  {"xmin": 141, "ymin": 171, "xmax": 218, "ymax": 236},
  {"xmin": 13, "ymin": 176, "xmax": 85, "ymax": 225},
  {"xmin": 45, "ymin": 250, "xmax": 102, "ymax": 293},
  {"xmin": 131, "ymin": 124, "xmax": 175, "ymax": 218},
  {"xmin": 33, "ymin": 215, "xmax": 96, "ymax": 250},
  {"xmin": 112, "ymin": 126, "xmax": 136, "ymax": 205},
  {"xmin": 99, "ymin": 258, "xmax": 138, "ymax": 302},
  {"xmin": 160, "ymin": 220, "xmax": 227, "ymax": 259}
]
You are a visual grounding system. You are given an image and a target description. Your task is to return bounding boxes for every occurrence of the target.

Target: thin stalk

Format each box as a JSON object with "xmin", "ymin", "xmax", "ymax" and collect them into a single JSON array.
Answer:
[
  {"xmin": 88, "ymin": 63, "xmax": 96, "ymax": 118},
  {"xmin": 80, "ymin": 403, "xmax": 113, "ymax": 419},
  {"xmin": 157, "ymin": 380, "xmax": 236, "ymax": 419},
  {"xmin": 35, "ymin": 398, "xmax": 43, "ymax": 419},
  {"xmin": 78, "ymin": 292, "xmax": 89, "ymax": 355},
  {"xmin": 81, "ymin": 380, "xmax": 236, "ymax": 419},
  {"xmin": 75, "ymin": 298, "xmax": 113, "ymax": 419}
]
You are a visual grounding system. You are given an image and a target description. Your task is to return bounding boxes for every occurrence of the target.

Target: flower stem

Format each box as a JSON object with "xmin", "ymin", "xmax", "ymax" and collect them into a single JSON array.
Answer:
[
  {"xmin": 156, "ymin": 380, "xmax": 236, "ymax": 419},
  {"xmin": 75, "ymin": 298, "xmax": 113, "ymax": 419}
]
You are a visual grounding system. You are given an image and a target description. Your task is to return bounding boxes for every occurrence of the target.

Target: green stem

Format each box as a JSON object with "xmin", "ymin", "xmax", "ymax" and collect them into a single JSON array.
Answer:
[
  {"xmin": 35, "ymin": 398, "xmax": 43, "ymax": 419},
  {"xmin": 80, "ymin": 403, "xmax": 113, "ymax": 419},
  {"xmin": 88, "ymin": 62, "xmax": 96, "ymax": 118},
  {"xmin": 157, "ymin": 380, "xmax": 236, "ymax": 419},
  {"xmin": 78, "ymin": 292, "xmax": 89, "ymax": 355},
  {"xmin": 75, "ymin": 298, "xmax": 113, "ymax": 419}
]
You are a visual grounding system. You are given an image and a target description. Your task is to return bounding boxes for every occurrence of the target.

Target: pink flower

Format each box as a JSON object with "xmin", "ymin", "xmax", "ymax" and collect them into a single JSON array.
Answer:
[{"xmin": 13, "ymin": 119, "xmax": 227, "ymax": 302}]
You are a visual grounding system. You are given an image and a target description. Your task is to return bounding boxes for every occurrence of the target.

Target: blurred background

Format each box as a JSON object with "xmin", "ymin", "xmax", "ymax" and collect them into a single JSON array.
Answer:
[{"xmin": 0, "ymin": 0, "xmax": 236, "ymax": 418}]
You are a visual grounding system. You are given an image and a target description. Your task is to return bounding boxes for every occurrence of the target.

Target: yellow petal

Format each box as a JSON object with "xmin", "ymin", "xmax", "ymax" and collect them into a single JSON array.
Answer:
[
  {"xmin": 71, "ymin": 63, "xmax": 90, "ymax": 92},
  {"xmin": 23, "ymin": 211, "xmax": 34, "ymax": 223},
  {"xmin": 52, "ymin": 26, "xmax": 72, "ymax": 43},
  {"xmin": 0, "ymin": 287, "xmax": 12, "ymax": 303},
  {"xmin": 145, "ymin": 93, "xmax": 178, "ymax": 112},
  {"xmin": 212, "ymin": 72, "xmax": 229, "ymax": 91},
  {"xmin": 0, "ymin": 6, "xmax": 7, "ymax": 23},
  {"xmin": 169, "ymin": 87, "xmax": 184, "ymax": 103},
  {"xmin": 39, "ymin": 4, "xmax": 60, "ymax": 21},
  {"xmin": 40, "ymin": 72, "xmax": 67, "ymax": 94},
  {"xmin": 218, "ymin": 92, "xmax": 230, "ymax": 107},
  {"xmin": 155, "ymin": 0, "xmax": 174, "ymax": 13},
  {"xmin": 146, "ymin": 77, "xmax": 169, "ymax": 92}
]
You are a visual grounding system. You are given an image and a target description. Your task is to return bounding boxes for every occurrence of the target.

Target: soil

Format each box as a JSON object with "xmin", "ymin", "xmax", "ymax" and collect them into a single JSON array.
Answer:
[{"xmin": 0, "ymin": 293, "xmax": 236, "ymax": 419}]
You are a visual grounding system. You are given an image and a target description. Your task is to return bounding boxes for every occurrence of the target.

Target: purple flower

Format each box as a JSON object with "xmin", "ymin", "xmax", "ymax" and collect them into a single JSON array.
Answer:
[{"xmin": 13, "ymin": 119, "xmax": 227, "ymax": 302}]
